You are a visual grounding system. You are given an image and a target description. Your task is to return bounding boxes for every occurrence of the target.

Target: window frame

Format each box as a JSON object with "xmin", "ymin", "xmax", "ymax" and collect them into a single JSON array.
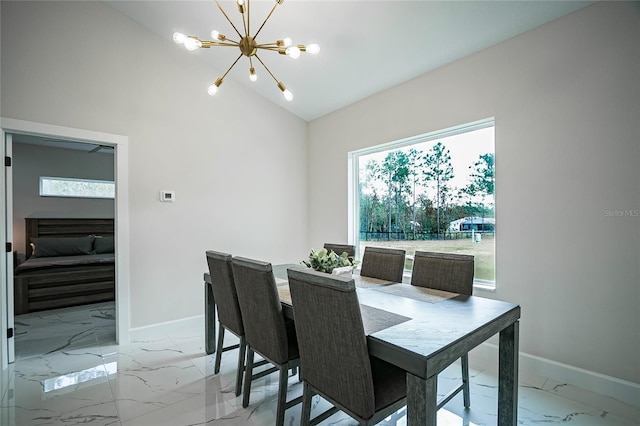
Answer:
[{"xmin": 348, "ymin": 117, "xmax": 495, "ymax": 289}]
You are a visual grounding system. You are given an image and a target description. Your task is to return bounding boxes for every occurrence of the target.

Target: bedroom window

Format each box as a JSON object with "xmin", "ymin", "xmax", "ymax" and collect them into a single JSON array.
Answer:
[{"xmin": 39, "ymin": 176, "xmax": 115, "ymax": 199}]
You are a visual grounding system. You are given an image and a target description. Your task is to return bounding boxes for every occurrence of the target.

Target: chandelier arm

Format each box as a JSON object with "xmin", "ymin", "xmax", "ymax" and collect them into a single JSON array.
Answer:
[
  {"xmin": 217, "ymin": 38, "xmax": 241, "ymax": 45},
  {"xmin": 220, "ymin": 54, "xmax": 244, "ymax": 81},
  {"xmin": 214, "ymin": 0, "xmax": 243, "ymax": 39},
  {"xmin": 252, "ymin": 1, "xmax": 281, "ymax": 40},
  {"xmin": 202, "ymin": 40, "xmax": 241, "ymax": 48},
  {"xmin": 254, "ymin": 54, "xmax": 279, "ymax": 84},
  {"xmin": 256, "ymin": 46, "xmax": 282, "ymax": 52},
  {"xmin": 247, "ymin": 0, "xmax": 251, "ymax": 37},
  {"xmin": 240, "ymin": 4, "xmax": 249, "ymax": 39}
]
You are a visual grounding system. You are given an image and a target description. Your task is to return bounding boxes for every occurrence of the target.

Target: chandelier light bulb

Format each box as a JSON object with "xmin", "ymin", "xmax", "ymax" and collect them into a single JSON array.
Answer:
[
  {"xmin": 278, "ymin": 81, "xmax": 293, "ymax": 101},
  {"xmin": 249, "ymin": 67, "xmax": 257, "ymax": 82},
  {"xmin": 184, "ymin": 37, "xmax": 202, "ymax": 51},
  {"xmin": 173, "ymin": 32, "xmax": 187, "ymax": 44},
  {"xmin": 285, "ymin": 46, "xmax": 301, "ymax": 59},
  {"xmin": 211, "ymin": 30, "xmax": 221, "ymax": 40},
  {"xmin": 277, "ymin": 38, "xmax": 292, "ymax": 48},
  {"xmin": 208, "ymin": 78, "xmax": 223, "ymax": 96},
  {"xmin": 306, "ymin": 44, "xmax": 320, "ymax": 55}
]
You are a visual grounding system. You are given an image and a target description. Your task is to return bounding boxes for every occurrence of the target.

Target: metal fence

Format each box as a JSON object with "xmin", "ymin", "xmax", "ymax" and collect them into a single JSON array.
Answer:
[{"xmin": 360, "ymin": 231, "xmax": 495, "ymax": 241}]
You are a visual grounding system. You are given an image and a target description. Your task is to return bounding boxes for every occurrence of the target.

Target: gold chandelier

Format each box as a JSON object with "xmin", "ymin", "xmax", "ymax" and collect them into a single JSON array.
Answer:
[{"xmin": 173, "ymin": 0, "xmax": 319, "ymax": 102}]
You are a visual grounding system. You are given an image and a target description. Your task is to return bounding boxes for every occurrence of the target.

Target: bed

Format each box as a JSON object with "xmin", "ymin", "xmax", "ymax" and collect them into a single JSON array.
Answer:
[{"xmin": 14, "ymin": 218, "xmax": 115, "ymax": 315}]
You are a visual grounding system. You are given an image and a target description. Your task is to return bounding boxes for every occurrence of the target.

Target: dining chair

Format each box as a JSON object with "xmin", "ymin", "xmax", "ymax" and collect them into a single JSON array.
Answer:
[
  {"xmin": 359, "ymin": 246, "xmax": 406, "ymax": 282},
  {"xmin": 411, "ymin": 250, "xmax": 474, "ymax": 409},
  {"xmin": 205, "ymin": 250, "xmax": 246, "ymax": 396},
  {"xmin": 231, "ymin": 256, "xmax": 302, "ymax": 426},
  {"xmin": 323, "ymin": 243, "xmax": 356, "ymax": 259},
  {"xmin": 287, "ymin": 267, "xmax": 407, "ymax": 425}
]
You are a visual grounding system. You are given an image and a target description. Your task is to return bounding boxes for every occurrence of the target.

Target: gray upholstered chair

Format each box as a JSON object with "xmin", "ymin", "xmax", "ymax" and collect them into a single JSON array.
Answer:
[
  {"xmin": 323, "ymin": 243, "xmax": 356, "ymax": 259},
  {"xmin": 287, "ymin": 267, "xmax": 407, "ymax": 425},
  {"xmin": 231, "ymin": 256, "xmax": 302, "ymax": 426},
  {"xmin": 359, "ymin": 246, "xmax": 406, "ymax": 282},
  {"xmin": 411, "ymin": 251, "xmax": 474, "ymax": 409},
  {"xmin": 205, "ymin": 250, "xmax": 246, "ymax": 396}
]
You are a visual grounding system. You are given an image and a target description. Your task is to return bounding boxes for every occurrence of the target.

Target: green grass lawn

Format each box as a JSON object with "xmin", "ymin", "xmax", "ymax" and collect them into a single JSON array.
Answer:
[{"xmin": 359, "ymin": 235, "xmax": 495, "ymax": 282}]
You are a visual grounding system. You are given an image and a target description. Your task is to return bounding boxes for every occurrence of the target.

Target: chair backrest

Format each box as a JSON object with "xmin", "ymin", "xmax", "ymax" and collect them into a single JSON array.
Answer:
[
  {"xmin": 287, "ymin": 268, "xmax": 376, "ymax": 420},
  {"xmin": 206, "ymin": 250, "xmax": 243, "ymax": 336},
  {"xmin": 323, "ymin": 243, "xmax": 356, "ymax": 259},
  {"xmin": 359, "ymin": 246, "xmax": 406, "ymax": 282},
  {"xmin": 231, "ymin": 256, "xmax": 292, "ymax": 364},
  {"xmin": 410, "ymin": 251, "xmax": 474, "ymax": 295}
]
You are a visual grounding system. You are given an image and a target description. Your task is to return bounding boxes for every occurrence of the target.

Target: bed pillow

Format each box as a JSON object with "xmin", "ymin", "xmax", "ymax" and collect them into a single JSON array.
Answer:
[
  {"xmin": 31, "ymin": 235, "xmax": 95, "ymax": 258},
  {"xmin": 93, "ymin": 236, "xmax": 115, "ymax": 254}
]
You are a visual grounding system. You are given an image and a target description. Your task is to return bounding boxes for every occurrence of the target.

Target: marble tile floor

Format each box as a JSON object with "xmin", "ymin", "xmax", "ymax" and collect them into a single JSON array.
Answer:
[
  {"xmin": 1, "ymin": 302, "xmax": 639, "ymax": 426},
  {"xmin": 12, "ymin": 301, "xmax": 117, "ymax": 360}
]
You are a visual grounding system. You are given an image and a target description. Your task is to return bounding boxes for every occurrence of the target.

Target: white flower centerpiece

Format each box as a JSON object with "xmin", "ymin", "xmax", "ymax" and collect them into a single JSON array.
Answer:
[{"xmin": 302, "ymin": 248, "xmax": 360, "ymax": 276}]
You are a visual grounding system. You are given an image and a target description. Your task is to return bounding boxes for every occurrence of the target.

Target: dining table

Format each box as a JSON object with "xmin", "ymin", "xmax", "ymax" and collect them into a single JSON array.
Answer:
[{"xmin": 204, "ymin": 264, "xmax": 520, "ymax": 426}]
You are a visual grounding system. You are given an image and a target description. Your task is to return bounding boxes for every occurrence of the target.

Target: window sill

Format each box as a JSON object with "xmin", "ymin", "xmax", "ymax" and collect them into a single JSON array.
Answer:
[{"xmin": 474, "ymin": 280, "xmax": 496, "ymax": 292}]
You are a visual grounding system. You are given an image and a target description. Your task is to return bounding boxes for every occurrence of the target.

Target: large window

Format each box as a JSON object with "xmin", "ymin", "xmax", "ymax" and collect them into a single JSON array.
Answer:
[
  {"xmin": 40, "ymin": 176, "xmax": 115, "ymax": 199},
  {"xmin": 351, "ymin": 119, "xmax": 495, "ymax": 287}
]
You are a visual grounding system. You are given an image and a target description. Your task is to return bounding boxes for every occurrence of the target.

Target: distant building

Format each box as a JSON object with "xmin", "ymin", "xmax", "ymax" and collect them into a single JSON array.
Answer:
[{"xmin": 449, "ymin": 216, "xmax": 495, "ymax": 232}]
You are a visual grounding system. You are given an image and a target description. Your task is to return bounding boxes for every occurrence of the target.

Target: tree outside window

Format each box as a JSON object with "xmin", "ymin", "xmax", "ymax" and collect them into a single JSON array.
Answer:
[{"xmin": 355, "ymin": 121, "xmax": 495, "ymax": 285}]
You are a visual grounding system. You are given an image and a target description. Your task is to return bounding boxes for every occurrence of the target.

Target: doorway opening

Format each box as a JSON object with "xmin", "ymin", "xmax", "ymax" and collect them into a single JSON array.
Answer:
[
  {"xmin": 12, "ymin": 137, "xmax": 116, "ymax": 359},
  {"xmin": 1, "ymin": 118, "xmax": 130, "ymax": 368}
]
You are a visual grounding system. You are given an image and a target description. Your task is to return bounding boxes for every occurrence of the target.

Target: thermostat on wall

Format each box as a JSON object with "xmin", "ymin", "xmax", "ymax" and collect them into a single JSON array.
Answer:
[{"xmin": 160, "ymin": 191, "xmax": 175, "ymax": 202}]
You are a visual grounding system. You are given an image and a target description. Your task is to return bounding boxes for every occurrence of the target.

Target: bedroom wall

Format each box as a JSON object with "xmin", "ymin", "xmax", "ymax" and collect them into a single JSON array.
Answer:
[
  {"xmin": 1, "ymin": 1, "xmax": 309, "ymax": 328},
  {"xmin": 308, "ymin": 1, "xmax": 640, "ymax": 385},
  {"xmin": 11, "ymin": 143, "xmax": 115, "ymax": 263}
]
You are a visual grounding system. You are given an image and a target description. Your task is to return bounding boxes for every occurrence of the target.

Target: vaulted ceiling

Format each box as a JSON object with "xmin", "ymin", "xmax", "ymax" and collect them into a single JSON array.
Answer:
[{"xmin": 106, "ymin": 1, "xmax": 592, "ymax": 121}]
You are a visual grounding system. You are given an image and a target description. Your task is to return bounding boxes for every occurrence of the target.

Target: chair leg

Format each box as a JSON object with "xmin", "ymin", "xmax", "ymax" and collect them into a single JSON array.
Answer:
[
  {"xmin": 243, "ymin": 348, "xmax": 255, "ymax": 408},
  {"xmin": 300, "ymin": 381, "xmax": 312, "ymax": 426},
  {"xmin": 214, "ymin": 323, "xmax": 225, "ymax": 374},
  {"xmin": 235, "ymin": 336, "xmax": 247, "ymax": 397},
  {"xmin": 461, "ymin": 353, "xmax": 470, "ymax": 408},
  {"xmin": 275, "ymin": 365, "xmax": 289, "ymax": 426}
]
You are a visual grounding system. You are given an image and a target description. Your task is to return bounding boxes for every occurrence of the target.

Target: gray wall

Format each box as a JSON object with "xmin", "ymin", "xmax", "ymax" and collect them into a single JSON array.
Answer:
[
  {"xmin": 11, "ymin": 142, "xmax": 115, "ymax": 263},
  {"xmin": 1, "ymin": 0, "xmax": 309, "ymax": 328},
  {"xmin": 308, "ymin": 2, "xmax": 639, "ymax": 384}
]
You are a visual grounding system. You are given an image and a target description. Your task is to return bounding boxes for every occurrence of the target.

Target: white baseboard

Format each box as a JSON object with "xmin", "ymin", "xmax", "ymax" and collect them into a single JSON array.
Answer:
[
  {"xmin": 129, "ymin": 314, "xmax": 204, "ymax": 341},
  {"xmin": 470, "ymin": 343, "xmax": 640, "ymax": 407}
]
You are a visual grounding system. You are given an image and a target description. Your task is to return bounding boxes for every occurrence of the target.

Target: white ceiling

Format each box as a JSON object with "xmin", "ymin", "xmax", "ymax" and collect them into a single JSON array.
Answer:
[{"xmin": 109, "ymin": 1, "xmax": 592, "ymax": 122}]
